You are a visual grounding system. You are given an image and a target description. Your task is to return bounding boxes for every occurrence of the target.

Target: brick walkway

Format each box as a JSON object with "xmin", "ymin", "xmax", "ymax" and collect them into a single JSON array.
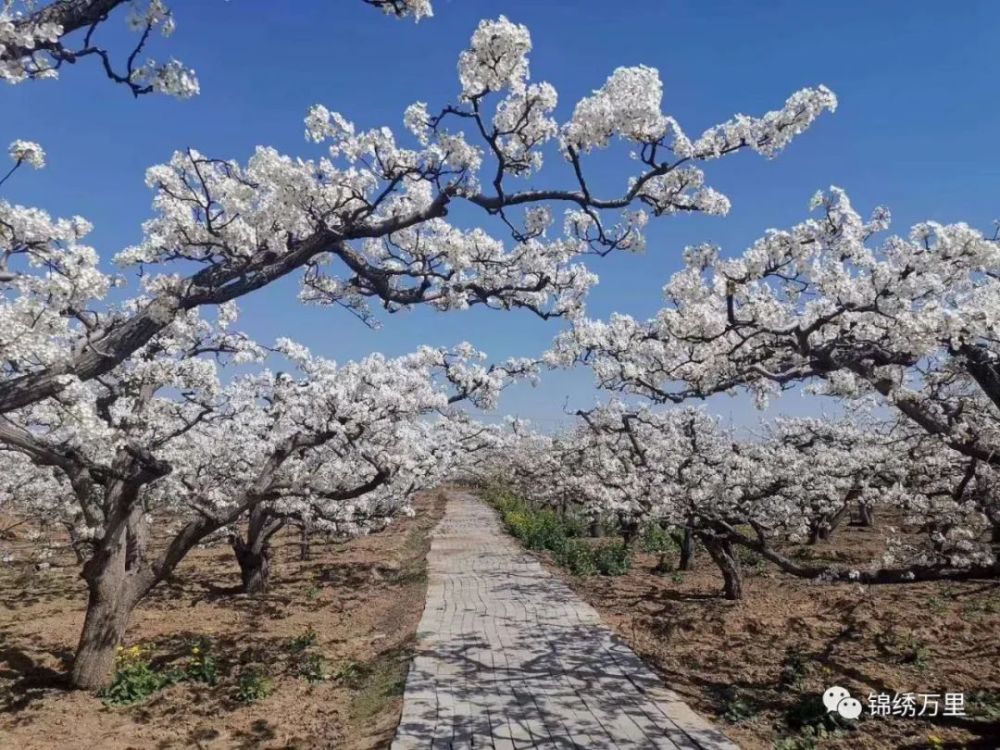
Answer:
[{"xmin": 391, "ymin": 491, "xmax": 739, "ymax": 749}]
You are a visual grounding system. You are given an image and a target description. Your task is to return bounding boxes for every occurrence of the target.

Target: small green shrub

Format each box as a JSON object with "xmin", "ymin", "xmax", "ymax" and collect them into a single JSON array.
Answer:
[
  {"xmin": 640, "ymin": 523, "xmax": 676, "ymax": 554},
  {"xmin": 784, "ymin": 693, "xmax": 851, "ymax": 735},
  {"xmin": 489, "ymin": 492, "xmax": 635, "ymax": 577},
  {"xmin": 99, "ymin": 645, "xmax": 181, "ymax": 706},
  {"xmin": 486, "ymin": 489, "xmax": 522, "ymax": 515},
  {"xmin": 779, "ymin": 648, "xmax": 809, "ymax": 689},
  {"xmin": 508, "ymin": 508, "xmax": 565, "ymax": 550},
  {"xmin": 876, "ymin": 628, "xmax": 930, "ymax": 669},
  {"xmin": 494, "ymin": 495, "xmax": 564, "ymax": 550},
  {"xmin": 592, "ymin": 541, "xmax": 631, "ymax": 576},
  {"xmin": 713, "ymin": 685, "xmax": 758, "ymax": 724},
  {"xmin": 234, "ymin": 666, "xmax": 273, "ymax": 703},
  {"xmin": 901, "ymin": 637, "xmax": 930, "ymax": 669},
  {"xmin": 926, "ymin": 595, "xmax": 947, "ymax": 614},
  {"xmin": 554, "ymin": 539, "xmax": 597, "ymax": 576},
  {"xmin": 334, "ymin": 661, "xmax": 367, "ymax": 686},
  {"xmin": 288, "ymin": 627, "xmax": 318, "ymax": 653},
  {"xmin": 297, "ymin": 651, "xmax": 327, "ymax": 683},
  {"xmin": 186, "ymin": 638, "xmax": 218, "ymax": 686},
  {"xmin": 969, "ymin": 690, "xmax": 1000, "ymax": 720}
]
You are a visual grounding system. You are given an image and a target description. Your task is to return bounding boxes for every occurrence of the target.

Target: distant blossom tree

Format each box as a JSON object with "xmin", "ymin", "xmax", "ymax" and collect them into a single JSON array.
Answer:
[{"xmin": 542, "ymin": 188, "xmax": 1000, "ymax": 591}]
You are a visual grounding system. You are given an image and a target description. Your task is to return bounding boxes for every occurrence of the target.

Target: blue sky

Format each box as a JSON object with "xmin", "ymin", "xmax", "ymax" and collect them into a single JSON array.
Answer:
[{"xmin": 4, "ymin": 1, "xmax": 998, "ymax": 430}]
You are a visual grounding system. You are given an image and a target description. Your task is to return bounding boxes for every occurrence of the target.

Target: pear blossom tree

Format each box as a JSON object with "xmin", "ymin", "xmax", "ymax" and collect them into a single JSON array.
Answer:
[
  {"xmin": 244, "ymin": 415, "xmax": 499, "ymax": 566},
  {"xmin": 560, "ymin": 404, "xmax": 789, "ymax": 599},
  {"xmin": 222, "ymin": 345, "xmax": 531, "ymax": 594},
  {"xmin": 0, "ymin": 450, "xmax": 76, "ymax": 562},
  {"xmin": 767, "ymin": 417, "xmax": 898, "ymax": 540},
  {"xmin": 551, "ymin": 189, "xmax": 1000, "ymax": 464},
  {"xmin": 0, "ymin": 306, "xmax": 530, "ymax": 687},
  {"xmin": 546, "ymin": 188, "xmax": 1000, "ymax": 585},
  {"xmin": 0, "ymin": 303, "xmax": 263, "ymax": 687},
  {"xmin": 0, "ymin": 14, "xmax": 836, "ymax": 416},
  {"xmin": 0, "ymin": 10, "xmax": 840, "ymax": 690},
  {"xmin": 490, "ymin": 404, "xmax": 998, "ymax": 600}
]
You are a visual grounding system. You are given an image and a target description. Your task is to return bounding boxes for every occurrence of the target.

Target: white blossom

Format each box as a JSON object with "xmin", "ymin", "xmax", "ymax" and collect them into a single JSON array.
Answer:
[{"xmin": 7, "ymin": 139, "xmax": 45, "ymax": 168}]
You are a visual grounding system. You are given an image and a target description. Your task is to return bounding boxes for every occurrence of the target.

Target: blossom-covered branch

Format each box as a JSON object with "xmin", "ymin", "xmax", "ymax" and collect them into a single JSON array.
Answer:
[
  {"xmin": 0, "ymin": 17, "xmax": 834, "ymax": 414},
  {"xmin": 0, "ymin": 0, "xmax": 431, "ymax": 97},
  {"xmin": 551, "ymin": 189, "xmax": 1000, "ymax": 466}
]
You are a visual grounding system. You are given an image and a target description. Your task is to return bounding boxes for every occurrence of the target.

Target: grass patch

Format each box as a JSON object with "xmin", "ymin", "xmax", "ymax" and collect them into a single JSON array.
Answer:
[
  {"xmin": 233, "ymin": 665, "xmax": 273, "ymax": 703},
  {"xmin": 287, "ymin": 627, "xmax": 318, "ymax": 653},
  {"xmin": 348, "ymin": 651, "xmax": 409, "ymax": 722},
  {"xmin": 712, "ymin": 685, "xmax": 759, "ymax": 724},
  {"xmin": 484, "ymin": 489, "xmax": 630, "ymax": 576},
  {"xmin": 640, "ymin": 522, "xmax": 676, "ymax": 554},
  {"xmin": 99, "ymin": 645, "xmax": 183, "ymax": 706}
]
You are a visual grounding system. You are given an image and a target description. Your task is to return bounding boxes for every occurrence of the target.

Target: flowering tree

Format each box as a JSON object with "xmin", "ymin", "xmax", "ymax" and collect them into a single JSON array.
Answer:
[
  {"xmin": 1, "ymin": 7, "xmax": 838, "ymax": 689},
  {"xmin": 0, "ymin": 14, "xmax": 835, "ymax": 416},
  {"xmin": 0, "ymin": 0, "xmax": 430, "ymax": 96},
  {"xmin": 551, "ymin": 189, "xmax": 999, "ymax": 461},
  {"xmin": 242, "ymin": 414, "xmax": 499, "ymax": 569},
  {"xmin": 489, "ymin": 403, "xmax": 998, "ymax": 599},
  {"xmin": 222, "ymin": 344, "xmax": 530, "ymax": 595},
  {"xmin": 546, "ymin": 188, "xmax": 1000, "ymax": 587},
  {"xmin": 0, "ymin": 298, "xmax": 528, "ymax": 687}
]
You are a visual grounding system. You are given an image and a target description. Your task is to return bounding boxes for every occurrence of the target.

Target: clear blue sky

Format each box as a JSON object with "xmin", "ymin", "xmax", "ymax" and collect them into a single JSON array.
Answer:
[{"xmin": 4, "ymin": 1, "xmax": 998, "ymax": 429}]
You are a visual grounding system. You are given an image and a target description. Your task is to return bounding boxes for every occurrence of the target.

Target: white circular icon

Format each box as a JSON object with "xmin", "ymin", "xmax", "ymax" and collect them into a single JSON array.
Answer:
[
  {"xmin": 822, "ymin": 686, "xmax": 862, "ymax": 720},
  {"xmin": 837, "ymin": 697, "xmax": 863, "ymax": 720},
  {"xmin": 822, "ymin": 685, "xmax": 850, "ymax": 713}
]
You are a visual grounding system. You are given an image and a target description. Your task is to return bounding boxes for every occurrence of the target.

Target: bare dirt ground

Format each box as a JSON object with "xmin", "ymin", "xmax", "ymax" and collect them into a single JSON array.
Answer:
[
  {"xmin": 538, "ymin": 517, "xmax": 1000, "ymax": 750},
  {"xmin": 0, "ymin": 491, "xmax": 446, "ymax": 750}
]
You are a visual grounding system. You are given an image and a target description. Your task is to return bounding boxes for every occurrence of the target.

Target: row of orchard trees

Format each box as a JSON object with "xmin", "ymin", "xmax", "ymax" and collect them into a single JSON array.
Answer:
[
  {"xmin": 483, "ymin": 188, "xmax": 1000, "ymax": 599},
  {"xmin": 488, "ymin": 405, "xmax": 998, "ymax": 600},
  {"xmin": 0, "ymin": 2, "xmax": 835, "ymax": 688}
]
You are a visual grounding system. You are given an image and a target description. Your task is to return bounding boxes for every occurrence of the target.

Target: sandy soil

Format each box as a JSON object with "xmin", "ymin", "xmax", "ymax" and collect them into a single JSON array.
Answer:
[
  {"xmin": 539, "ymin": 517, "xmax": 1000, "ymax": 750},
  {"xmin": 0, "ymin": 491, "xmax": 447, "ymax": 750}
]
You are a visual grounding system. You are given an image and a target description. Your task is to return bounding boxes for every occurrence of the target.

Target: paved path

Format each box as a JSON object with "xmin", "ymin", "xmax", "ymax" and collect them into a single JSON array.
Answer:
[{"xmin": 391, "ymin": 491, "xmax": 739, "ymax": 749}]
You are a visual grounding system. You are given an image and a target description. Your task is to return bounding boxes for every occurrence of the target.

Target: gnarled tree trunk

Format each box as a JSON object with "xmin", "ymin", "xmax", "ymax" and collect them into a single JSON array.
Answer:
[
  {"xmin": 618, "ymin": 513, "xmax": 639, "ymax": 548},
  {"xmin": 231, "ymin": 507, "xmax": 284, "ymax": 595},
  {"xmin": 807, "ymin": 502, "xmax": 851, "ymax": 543},
  {"xmin": 70, "ymin": 495, "xmax": 149, "ymax": 690},
  {"xmin": 298, "ymin": 524, "xmax": 311, "ymax": 561},
  {"xmin": 858, "ymin": 498, "xmax": 875, "ymax": 527},
  {"xmin": 701, "ymin": 533, "xmax": 743, "ymax": 600},
  {"xmin": 719, "ymin": 521, "xmax": 1000, "ymax": 585},
  {"xmin": 234, "ymin": 543, "xmax": 270, "ymax": 594},
  {"xmin": 677, "ymin": 525, "xmax": 695, "ymax": 571},
  {"xmin": 72, "ymin": 574, "xmax": 137, "ymax": 689}
]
